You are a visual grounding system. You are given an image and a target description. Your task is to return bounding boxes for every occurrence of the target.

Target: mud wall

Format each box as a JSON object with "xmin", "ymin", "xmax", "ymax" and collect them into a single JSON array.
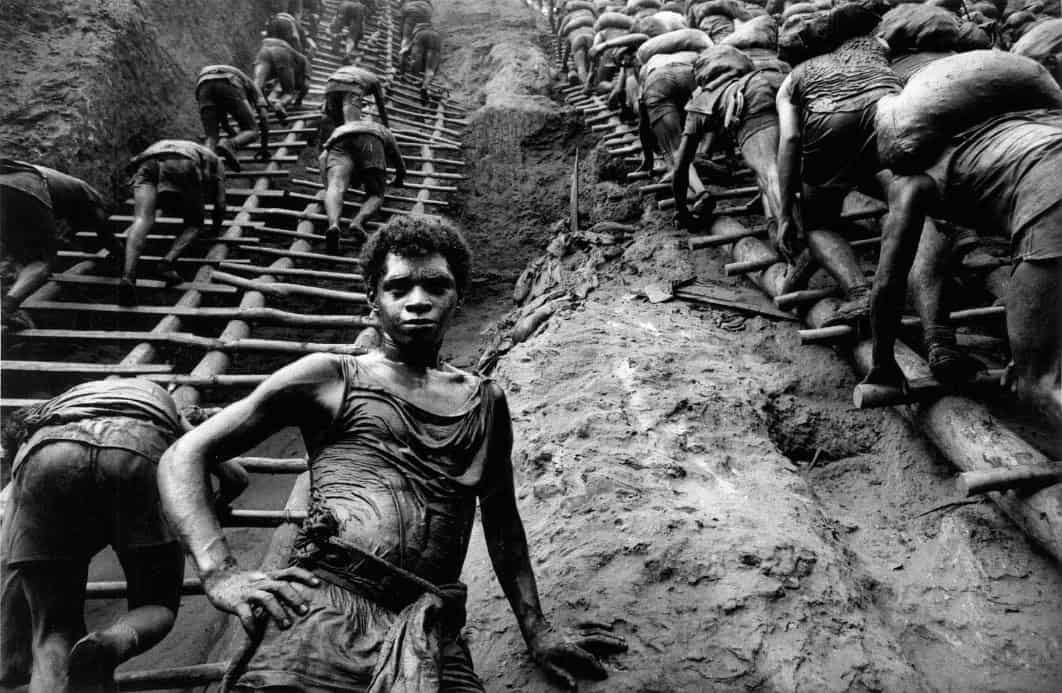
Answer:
[{"xmin": 0, "ymin": 0, "xmax": 271, "ymax": 200}]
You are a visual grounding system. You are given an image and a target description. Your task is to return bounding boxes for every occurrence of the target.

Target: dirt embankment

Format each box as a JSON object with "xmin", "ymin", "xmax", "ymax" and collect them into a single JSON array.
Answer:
[
  {"xmin": 0, "ymin": 0, "xmax": 270, "ymax": 200},
  {"xmin": 447, "ymin": 2, "xmax": 1062, "ymax": 691}
]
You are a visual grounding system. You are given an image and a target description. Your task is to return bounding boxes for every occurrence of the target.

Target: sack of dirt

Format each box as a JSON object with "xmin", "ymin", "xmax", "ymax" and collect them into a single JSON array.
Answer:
[
  {"xmin": 562, "ymin": 0, "xmax": 599, "ymax": 14},
  {"xmin": 627, "ymin": 0, "xmax": 663, "ymax": 13},
  {"xmin": 699, "ymin": 14, "xmax": 736, "ymax": 40},
  {"xmin": 561, "ymin": 11, "xmax": 597, "ymax": 36},
  {"xmin": 778, "ymin": 2, "xmax": 883, "ymax": 64},
  {"xmin": 879, "ymin": 5, "xmax": 961, "ymax": 54},
  {"xmin": 722, "ymin": 14, "xmax": 779, "ymax": 49},
  {"xmin": 1012, "ymin": 18, "xmax": 1062, "ymax": 69},
  {"xmin": 955, "ymin": 19, "xmax": 994, "ymax": 49},
  {"xmin": 637, "ymin": 27, "xmax": 713, "ymax": 63},
  {"xmin": 876, "ymin": 50, "xmax": 1062, "ymax": 172},
  {"xmin": 595, "ymin": 11, "xmax": 635, "ymax": 30},
  {"xmin": 633, "ymin": 11, "xmax": 690, "ymax": 35},
  {"xmin": 693, "ymin": 43, "xmax": 755, "ymax": 87},
  {"xmin": 590, "ymin": 31, "xmax": 650, "ymax": 58},
  {"xmin": 781, "ymin": 2, "xmax": 817, "ymax": 20}
]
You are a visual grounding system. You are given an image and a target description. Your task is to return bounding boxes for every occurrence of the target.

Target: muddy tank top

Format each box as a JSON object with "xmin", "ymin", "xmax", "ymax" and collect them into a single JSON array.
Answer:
[{"xmin": 790, "ymin": 37, "xmax": 900, "ymax": 113}]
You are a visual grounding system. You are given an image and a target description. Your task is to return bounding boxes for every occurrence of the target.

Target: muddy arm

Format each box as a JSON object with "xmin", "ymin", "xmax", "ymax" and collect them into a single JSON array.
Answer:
[{"xmin": 775, "ymin": 74, "xmax": 803, "ymax": 261}]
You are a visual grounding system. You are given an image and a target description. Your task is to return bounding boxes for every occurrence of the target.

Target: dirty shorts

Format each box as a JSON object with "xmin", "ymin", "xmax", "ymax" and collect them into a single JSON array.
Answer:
[
  {"xmin": 0, "ymin": 173, "xmax": 58, "ymax": 265},
  {"xmin": 642, "ymin": 64, "xmax": 695, "ymax": 126},
  {"xmin": 323, "ymin": 134, "xmax": 388, "ymax": 193},
  {"xmin": 255, "ymin": 40, "xmax": 297, "ymax": 94},
  {"xmin": 1, "ymin": 419, "xmax": 178, "ymax": 565},
  {"xmin": 130, "ymin": 157, "xmax": 206, "ymax": 227},
  {"xmin": 197, "ymin": 79, "xmax": 257, "ymax": 136},
  {"xmin": 229, "ymin": 581, "xmax": 484, "ymax": 692},
  {"xmin": 800, "ymin": 89, "xmax": 890, "ymax": 189}
]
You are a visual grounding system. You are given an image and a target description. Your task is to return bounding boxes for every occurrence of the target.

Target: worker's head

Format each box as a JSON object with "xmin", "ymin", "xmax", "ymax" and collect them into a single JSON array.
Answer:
[{"xmin": 361, "ymin": 215, "xmax": 471, "ymax": 353}]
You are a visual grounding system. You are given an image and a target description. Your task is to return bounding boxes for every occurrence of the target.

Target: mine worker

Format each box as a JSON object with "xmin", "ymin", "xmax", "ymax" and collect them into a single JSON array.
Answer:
[
  {"xmin": 195, "ymin": 64, "xmax": 273, "ymax": 164},
  {"xmin": 158, "ymin": 214, "xmax": 628, "ymax": 693},
  {"xmin": 398, "ymin": 0, "xmax": 435, "ymax": 69},
  {"xmin": 636, "ymin": 50, "xmax": 699, "ymax": 178},
  {"xmin": 318, "ymin": 117, "xmax": 406, "ymax": 252},
  {"xmin": 0, "ymin": 379, "xmax": 248, "ymax": 692},
  {"xmin": 775, "ymin": 34, "xmax": 904, "ymax": 327},
  {"xmin": 120, "ymin": 139, "xmax": 230, "ymax": 306},
  {"xmin": 332, "ymin": 0, "xmax": 368, "ymax": 59},
  {"xmin": 0, "ymin": 160, "xmax": 120, "ymax": 331},
  {"xmin": 265, "ymin": 10, "xmax": 315, "ymax": 58},
  {"xmin": 398, "ymin": 20, "xmax": 443, "ymax": 104},
  {"xmin": 321, "ymin": 64, "xmax": 391, "ymax": 139},
  {"xmin": 564, "ymin": 26, "xmax": 598, "ymax": 84},
  {"xmin": 253, "ymin": 37, "xmax": 311, "ymax": 122},
  {"xmin": 864, "ymin": 107, "xmax": 1062, "ymax": 424},
  {"xmin": 673, "ymin": 44, "xmax": 789, "ymax": 231}
]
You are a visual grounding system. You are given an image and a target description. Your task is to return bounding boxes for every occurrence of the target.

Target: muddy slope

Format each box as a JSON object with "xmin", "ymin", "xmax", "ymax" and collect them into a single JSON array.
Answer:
[
  {"xmin": 450, "ymin": 2, "xmax": 1062, "ymax": 691},
  {"xmin": 0, "ymin": 0, "xmax": 270, "ymax": 199}
]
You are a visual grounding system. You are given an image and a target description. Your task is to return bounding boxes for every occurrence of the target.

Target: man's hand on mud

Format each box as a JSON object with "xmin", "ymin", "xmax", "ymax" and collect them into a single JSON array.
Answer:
[
  {"xmin": 202, "ymin": 565, "xmax": 320, "ymax": 634},
  {"xmin": 529, "ymin": 622, "xmax": 627, "ymax": 690}
]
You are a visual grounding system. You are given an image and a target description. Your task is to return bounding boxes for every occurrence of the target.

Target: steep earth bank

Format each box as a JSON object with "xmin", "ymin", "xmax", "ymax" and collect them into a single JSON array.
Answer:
[
  {"xmin": 0, "ymin": 0, "xmax": 271, "ymax": 199},
  {"xmin": 448, "ymin": 2, "xmax": 1062, "ymax": 691}
]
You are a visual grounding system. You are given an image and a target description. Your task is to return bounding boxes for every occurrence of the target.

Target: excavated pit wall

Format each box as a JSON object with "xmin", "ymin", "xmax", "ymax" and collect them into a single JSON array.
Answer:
[{"xmin": 0, "ymin": 0, "xmax": 272, "ymax": 200}]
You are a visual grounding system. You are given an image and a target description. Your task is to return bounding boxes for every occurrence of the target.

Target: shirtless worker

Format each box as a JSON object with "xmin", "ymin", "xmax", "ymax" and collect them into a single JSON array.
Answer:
[
  {"xmin": 398, "ymin": 21, "xmax": 443, "ymax": 104},
  {"xmin": 0, "ymin": 160, "xmax": 120, "ymax": 331},
  {"xmin": 673, "ymin": 44, "xmax": 789, "ymax": 231},
  {"xmin": 265, "ymin": 11, "xmax": 315, "ymax": 58},
  {"xmin": 0, "ymin": 379, "xmax": 248, "ymax": 693},
  {"xmin": 158, "ymin": 215, "xmax": 627, "ymax": 692},
  {"xmin": 120, "ymin": 139, "xmax": 229, "ymax": 306},
  {"xmin": 196, "ymin": 64, "xmax": 273, "ymax": 165},
  {"xmin": 253, "ymin": 37, "xmax": 310, "ymax": 122},
  {"xmin": 332, "ymin": 0, "xmax": 368, "ymax": 60},
  {"xmin": 318, "ymin": 118, "xmax": 406, "ymax": 252},
  {"xmin": 321, "ymin": 64, "xmax": 391, "ymax": 138}
]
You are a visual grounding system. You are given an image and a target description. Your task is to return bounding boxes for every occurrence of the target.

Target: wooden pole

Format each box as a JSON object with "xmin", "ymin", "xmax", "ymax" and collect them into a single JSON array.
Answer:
[
  {"xmin": 210, "ymin": 271, "xmax": 368, "ymax": 304},
  {"xmin": 570, "ymin": 148, "xmax": 580, "ymax": 234},
  {"xmin": 115, "ymin": 662, "xmax": 227, "ymax": 691},
  {"xmin": 958, "ymin": 465, "xmax": 1062, "ymax": 497},
  {"xmin": 852, "ymin": 369, "xmax": 1005, "ymax": 409}
]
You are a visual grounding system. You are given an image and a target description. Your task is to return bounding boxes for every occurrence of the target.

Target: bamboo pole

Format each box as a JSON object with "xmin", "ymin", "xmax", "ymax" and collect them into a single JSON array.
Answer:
[
  {"xmin": 240, "ymin": 245, "xmax": 363, "ymax": 266},
  {"xmin": 210, "ymin": 270, "xmax": 367, "ymax": 304},
  {"xmin": 47, "ymin": 272, "xmax": 237, "ymax": 295},
  {"xmin": 800, "ymin": 306, "xmax": 1006, "ymax": 344},
  {"xmin": 218, "ymin": 262, "xmax": 364, "ymax": 283},
  {"xmin": 959, "ymin": 466, "xmax": 1062, "ymax": 497},
  {"xmin": 20, "ymin": 300, "xmax": 369, "ymax": 327},
  {"xmin": 15, "ymin": 329, "xmax": 368, "ymax": 354},
  {"xmin": 291, "ymin": 175, "xmax": 458, "ymax": 194}
]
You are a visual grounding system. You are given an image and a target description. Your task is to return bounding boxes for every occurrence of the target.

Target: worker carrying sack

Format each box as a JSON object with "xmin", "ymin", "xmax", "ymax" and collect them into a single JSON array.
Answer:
[
  {"xmin": 722, "ymin": 14, "xmax": 779, "ymax": 50},
  {"xmin": 637, "ymin": 28, "xmax": 713, "ymax": 64},
  {"xmin": 595, "ymin": 11, "xmax": 635, "ymax": 31},
  {"xmin": 876, "ymin": 50, "xmax": 1062, "ymax": 173}
]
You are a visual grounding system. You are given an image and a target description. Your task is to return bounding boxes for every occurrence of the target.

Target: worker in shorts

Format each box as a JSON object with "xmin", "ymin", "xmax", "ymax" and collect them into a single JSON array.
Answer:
[
  {"xmin": 319, "ymin": 118, "xmax": 407, "ymax": 252},
  {"xmin": 398, "ymin": 0, "xmax": 435, "ymax": 68},
  {"xmin": 399, "ymin": 21, "xmax": 443, "ymax": 104},
  {"xmin": 0, "ymin": 379, "xmax": 248, "ymax": 693},
  {"xmin": 265, "ymin": 10, "xmax": 315, "ymax": 58},
  {"xmin": 253, "ymin": 37, "xmax": 310, "ymax": 122},
  {"xmin": 195, "ymin": 64, "xmax": 273, "ymax": 165},
  {"xmin": 0, "ymin": 159, "xmax": 120, "ymax": 331},
  {"xmin": 120, "ymin": 140, "xmax": 229, "ymax": 306}
]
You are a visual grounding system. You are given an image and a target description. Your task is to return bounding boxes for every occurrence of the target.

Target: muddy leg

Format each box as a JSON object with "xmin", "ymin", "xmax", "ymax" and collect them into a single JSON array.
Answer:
[
  {"xmin": 20, "ymin": 561, "xmax": 89, "ymax": 693},
  {"xmin": 739, "ymin": 125, "xmax": 781, "ymax": 223},
  {"xmin": 1006, "ymin": 258, "xmax": 1062, "ymax": 426},
  {"xmin": 122, "ymin": 183, "xmax": 158, "ymax": 302},
  {"xmin": 323, "ymin": 154, "xmax": 353, "ymax": 253}
]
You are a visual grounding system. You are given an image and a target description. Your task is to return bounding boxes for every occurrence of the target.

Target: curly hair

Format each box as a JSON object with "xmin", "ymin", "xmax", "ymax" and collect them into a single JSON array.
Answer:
[{"xmin": 360, "ymin": 215, "xmax": 471, "ymax": 297}]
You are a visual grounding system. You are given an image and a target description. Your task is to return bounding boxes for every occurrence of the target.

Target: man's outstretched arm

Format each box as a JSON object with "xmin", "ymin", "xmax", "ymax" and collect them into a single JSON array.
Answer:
[
  {"xmin": 158, "ymin": 354, "xmax": 342, "ymax": 632},
  {"xmin": 479, "ymin": 386, "xmax": 626, "ymax": 689},
  {"xmin": 775, "ymin": 74, "xmax": 804, "ymax": 263}
]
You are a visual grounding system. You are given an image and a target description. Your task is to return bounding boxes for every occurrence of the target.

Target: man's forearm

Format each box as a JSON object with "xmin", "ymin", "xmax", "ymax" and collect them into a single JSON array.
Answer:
[
  {"xmin": 486, "ymin": 518, "xmax": 548, "ymax": 646},
  {"xmin": 158, "ymin": 443, "xmax": 236, "ymax": 578}
]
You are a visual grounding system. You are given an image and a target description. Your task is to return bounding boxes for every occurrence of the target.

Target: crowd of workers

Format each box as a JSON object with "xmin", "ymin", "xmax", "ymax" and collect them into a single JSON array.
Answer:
[
  {"xmin": 0, "ymin": 0, "xmax": 1060, "ymax": 690},
  {"xmin": 551, "ymin": 0, "xmax": 1061, "ymax": 423}
]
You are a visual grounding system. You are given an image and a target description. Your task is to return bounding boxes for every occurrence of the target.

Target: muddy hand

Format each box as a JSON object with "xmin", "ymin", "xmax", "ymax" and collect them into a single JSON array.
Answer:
[
  {"xmin": 203, "ymin": 566, "xmax": 320, "ymax": 634},
  {"xmin": 530, "ymin": 622, "xmax": 627, "ymax": 690},
  {"xmin": 776, "ymin": 216, "xmax": 804, "ymax": 265}
]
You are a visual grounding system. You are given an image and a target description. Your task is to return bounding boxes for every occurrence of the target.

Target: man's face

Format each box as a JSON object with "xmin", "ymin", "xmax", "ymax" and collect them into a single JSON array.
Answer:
[{"xmin": 372, "ymin": 252, "xmax": 459, "ymax": 350}]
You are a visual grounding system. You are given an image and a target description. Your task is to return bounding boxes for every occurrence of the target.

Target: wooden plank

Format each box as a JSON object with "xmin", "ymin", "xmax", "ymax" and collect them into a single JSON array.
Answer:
[{"xmin": 0, "ymin": 361, "xmax": 173, "ymax": 375}]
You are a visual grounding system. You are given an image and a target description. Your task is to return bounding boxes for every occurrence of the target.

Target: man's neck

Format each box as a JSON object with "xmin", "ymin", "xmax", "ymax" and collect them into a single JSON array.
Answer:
[{"xmin": 379, "ymin": 337, "xmax": 442, "ymax": 372}]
